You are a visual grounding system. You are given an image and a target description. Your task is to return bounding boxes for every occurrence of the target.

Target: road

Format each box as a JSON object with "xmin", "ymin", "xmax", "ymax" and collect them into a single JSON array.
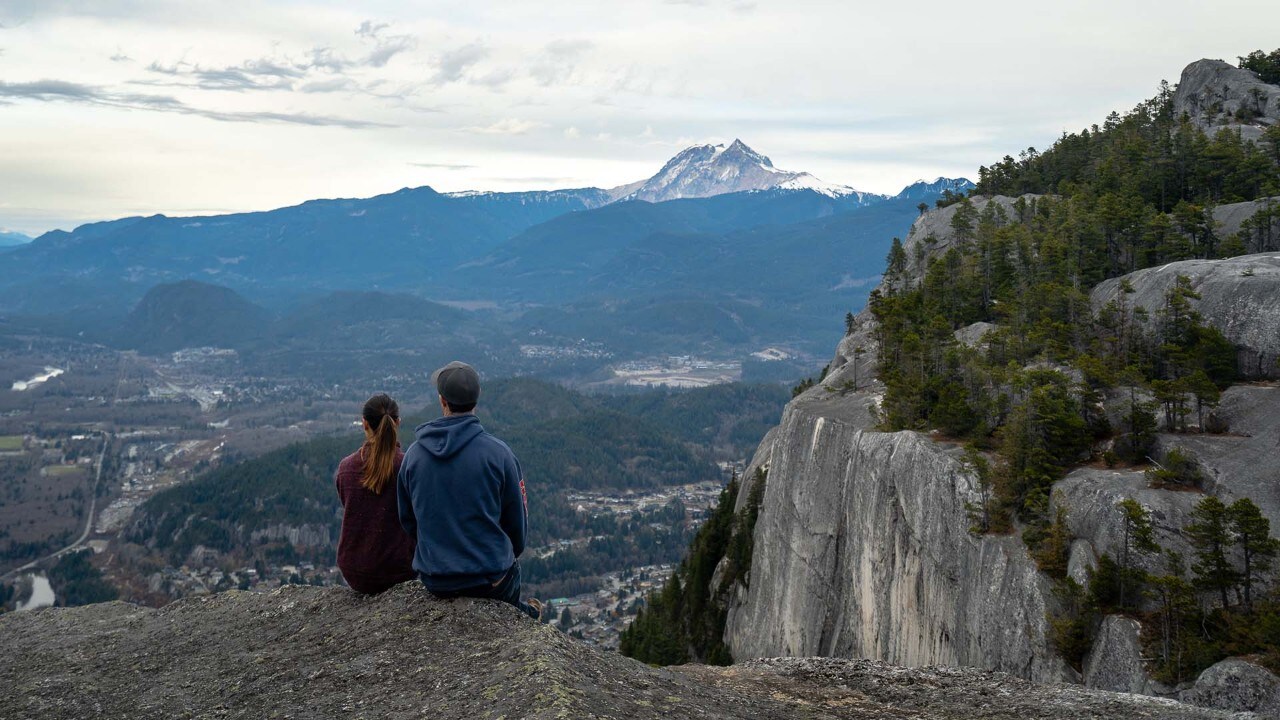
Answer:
[{"xmin": 0, "ymin": 357, "xmax": 127, "ymax": 582}]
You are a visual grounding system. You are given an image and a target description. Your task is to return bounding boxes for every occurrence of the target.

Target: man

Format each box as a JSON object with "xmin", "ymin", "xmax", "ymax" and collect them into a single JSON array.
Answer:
[{"xmin": 397, "ymin": 361, "xmax": 541, "ymax": 619}]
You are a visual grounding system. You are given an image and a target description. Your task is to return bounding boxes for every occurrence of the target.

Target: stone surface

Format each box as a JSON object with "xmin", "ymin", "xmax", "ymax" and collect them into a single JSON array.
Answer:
[
  {"xmin": 723, "ymin": 392, "xmax": 1069, "ymax": 683},
  {"xmin": 954, "ymin": 321, "xmax": 998, "ymax": 349},
  {"xmin": 1090, "ymin": 253, "xmax": 1280, "ymax": 378},
  {"xmin": 1161, "ymin": 385, "xmax": 1280, "ymax": 531},
  {"xmin": 1054, "ymin": 468, "xmax": 1202, "ymax": 580},
  {"xmin": 1214, "ymin": 198, "xmax": 1280, "ymax": 253},
  {"xmin": 1181, "ymin": 659, "xmax": 1280, "ymax": 716},
  {"xmin": 1084, "ymin": 616, "xmax": 1152, "ymax": 695},
  {"xmin": 0, "ymin": 584, "xmax": 1246, "ymax": 720},
  {"xmin": 1068, "ymin": 539, "xmax": 1098, "ymax": 588},
  {"xmin": 1173, "ymin": 59, "xmax": 1280, "ymax": 143}
]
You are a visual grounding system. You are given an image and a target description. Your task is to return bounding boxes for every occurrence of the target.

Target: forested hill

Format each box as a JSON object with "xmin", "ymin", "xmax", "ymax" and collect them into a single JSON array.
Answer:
[
  {"xmin": 120, "ymin": 379, "xmax": 788, "ymax": 599},
  {"xmin": 621, "ymin": 50, "xmax": 1280, "ymax": 695}
]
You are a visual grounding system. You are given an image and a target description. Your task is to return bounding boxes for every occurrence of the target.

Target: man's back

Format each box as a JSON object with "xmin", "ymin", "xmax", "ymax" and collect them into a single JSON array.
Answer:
[{"xmin": 397, "ymin": 413, "xmax": 527, "ymax": 592}]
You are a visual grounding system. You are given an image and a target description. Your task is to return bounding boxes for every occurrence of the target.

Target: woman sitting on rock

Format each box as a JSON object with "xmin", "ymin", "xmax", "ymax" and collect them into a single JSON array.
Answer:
[{"xmin": 334, "ymin": 393, "xmax": 416, "ymax": 594}]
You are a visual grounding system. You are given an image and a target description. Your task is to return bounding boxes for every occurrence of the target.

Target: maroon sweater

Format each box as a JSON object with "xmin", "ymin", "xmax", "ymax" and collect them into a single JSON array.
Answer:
[{"xmin": 335, "ymin": 447, "xmax": 416, "ymax": 594}]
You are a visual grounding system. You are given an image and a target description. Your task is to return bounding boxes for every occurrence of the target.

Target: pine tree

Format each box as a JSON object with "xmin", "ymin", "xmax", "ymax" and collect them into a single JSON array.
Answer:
[
  {"xmin": 1116, "ymin": 498, "xmax": 1159, "ymax": 609},
  {"xmin": 1227, "ymin": 498, "xmax": 1279, "ymax": 612},
  {"xmin": 1185, "ymin": 496, "xmax": 1240, "ymax": 609}
]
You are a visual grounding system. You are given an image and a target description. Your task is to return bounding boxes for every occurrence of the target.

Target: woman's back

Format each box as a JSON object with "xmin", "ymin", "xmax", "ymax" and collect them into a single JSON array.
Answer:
[{"xmin": 335, "ymin": 393, "xmax": 416, "ymax": 594}]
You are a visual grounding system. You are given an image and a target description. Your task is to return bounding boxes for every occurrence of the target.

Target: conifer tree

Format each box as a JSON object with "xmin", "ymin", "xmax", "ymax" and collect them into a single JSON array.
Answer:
[
  {"xmin": 1186, "ymin": 496, "xmax": 1240, "ymax": 609},
  {"xmin": 1227, "ymin": 498, "xmax": 1279, "ymax": 611},
  {"xmin": 1116, "ymin": 498, "xmax": 1159, "ymax": 609}
]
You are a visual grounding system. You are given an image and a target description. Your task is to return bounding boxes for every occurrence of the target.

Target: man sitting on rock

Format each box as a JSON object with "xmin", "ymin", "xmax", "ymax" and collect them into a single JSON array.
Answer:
[{"xmin": 397, "ymin": 361, "xmax": 542, "ymax": 619}]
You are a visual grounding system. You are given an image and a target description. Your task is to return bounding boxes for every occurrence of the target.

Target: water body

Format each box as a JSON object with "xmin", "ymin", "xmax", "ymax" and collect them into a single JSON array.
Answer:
[
  {"xmin": 15, "ymin": 574, "xmax": 56, "ymax": 611},
  {"xmin": 12, "ymin": 367, "xmax": 65, "ymax": 392}
]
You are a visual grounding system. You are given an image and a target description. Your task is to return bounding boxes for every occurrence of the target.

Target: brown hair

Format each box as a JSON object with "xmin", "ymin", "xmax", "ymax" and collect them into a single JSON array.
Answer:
[{"xmin": 360, "ymin": 393, "xmax": 400, "ymax": 494}]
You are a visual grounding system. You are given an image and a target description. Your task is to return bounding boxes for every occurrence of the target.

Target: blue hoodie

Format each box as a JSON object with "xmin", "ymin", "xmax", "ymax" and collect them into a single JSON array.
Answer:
[{"xmin": 397, "ymin": 414, "xmax": 527, "ymax": 592}]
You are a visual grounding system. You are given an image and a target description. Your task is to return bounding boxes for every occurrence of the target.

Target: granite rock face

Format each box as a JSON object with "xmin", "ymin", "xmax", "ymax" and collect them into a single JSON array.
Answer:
[
  {"xmin": 1214, "ymin": 198, "xmax": 1280, "ymax": 253},
  {"xmin": 1173, "ymin": 58, "xmax": 1280, "ymax": 143},
  {"xmin": 1083, "ymin": 616, "xmax": 1158, "ymax": 695},
  {"xmin": 1159, "ymin": 384, "xmax": 1280, "ymax": 529},
  {"xmin": 723, "ymin": 388, "xmax": 1068, "ymax": 683},
  {"xmin": 1180, "ymin": 659, "xmax": 1280, "ymax": 716},
  {"xmin": 1090, "ymin": 253, "xmax": 1280, "ymax": 378},
  {"xmin": 0, "ymin": 584, "xmax": 1245, "ymax": 720}
]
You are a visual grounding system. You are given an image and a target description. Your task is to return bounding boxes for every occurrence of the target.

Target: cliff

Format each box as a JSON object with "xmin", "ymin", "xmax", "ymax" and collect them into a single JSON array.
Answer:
[
  {"xmin": 0, "ymin": 584, "xmax": 1251, "ymax": 720},
  {"xmin": 720, "ymin": 153, "xmax": 1280, "ymax": 710},
  {"xmin": 723, "ymin": 376, "xmax": 1067, "ymax": 683},
  {"xmin": 1173, "ymin": 58, "xmax": 1280, "ymax": 143}
]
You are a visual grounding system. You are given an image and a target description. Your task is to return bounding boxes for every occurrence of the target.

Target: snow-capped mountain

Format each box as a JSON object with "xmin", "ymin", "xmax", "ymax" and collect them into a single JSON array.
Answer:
[
  {"xmin": 611, "ymin": 139, "xmax": 877, "ymax": 203},
  {"xmin": 893, "ymin": 177, "xmax": 976, "ymax": 202}
]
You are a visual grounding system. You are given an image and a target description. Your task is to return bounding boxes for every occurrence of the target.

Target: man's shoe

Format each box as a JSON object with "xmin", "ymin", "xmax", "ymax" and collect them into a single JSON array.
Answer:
[{"xmin": 527, "ymin": 598, "xmax": 543, "ymax": 619}]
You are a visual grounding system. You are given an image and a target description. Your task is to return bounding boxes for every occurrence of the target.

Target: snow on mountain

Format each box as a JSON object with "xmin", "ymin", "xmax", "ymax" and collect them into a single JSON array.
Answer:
[
  {"xmin": 611, "ymin": 139, "xmax": 876, "ymax": 203},
  {"xmin": 892, "ymin": 177, "xmax": 976, "ymax": 202}
]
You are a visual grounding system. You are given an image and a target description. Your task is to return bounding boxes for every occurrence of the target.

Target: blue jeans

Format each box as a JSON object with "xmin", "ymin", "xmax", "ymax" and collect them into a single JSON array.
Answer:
[{"xmin": 424, "ymin": 561, "xmax": 538, "ymax": 619}]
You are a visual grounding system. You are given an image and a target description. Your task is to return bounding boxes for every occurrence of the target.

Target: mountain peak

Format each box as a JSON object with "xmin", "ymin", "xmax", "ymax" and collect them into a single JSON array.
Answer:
[
  {"xmin": 614, "ymin": 139, "xmax": 864, "ymax": 203},
  {"xmin": 893, "ymin": 177, "xmax": 975, "ymax": 202}
]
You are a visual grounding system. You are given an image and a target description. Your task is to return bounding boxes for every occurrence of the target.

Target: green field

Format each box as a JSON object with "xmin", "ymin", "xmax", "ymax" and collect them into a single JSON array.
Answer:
[
  {"xmin": 42, "ymin": 465, "xmax": 85, "ymax": 477},
  {"xmin": 0, "ymin": 435, "xmax": 23, "ymax": 452}
]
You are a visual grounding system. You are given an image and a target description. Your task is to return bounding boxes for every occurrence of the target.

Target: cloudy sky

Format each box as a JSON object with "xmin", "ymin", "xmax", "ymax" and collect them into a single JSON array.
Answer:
[{"xmin": 1, "ymin": 0, "xmax": 1277, "ymax": 235}]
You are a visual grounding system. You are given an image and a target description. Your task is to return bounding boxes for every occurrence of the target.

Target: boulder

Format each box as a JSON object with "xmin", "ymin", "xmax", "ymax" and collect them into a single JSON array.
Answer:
[
  {"xmin": 1083, "ymin": 615, "xmax": 1153, "ymax": 695},
  {"xmin": 1180, "ymin": 658, "xmax": 1280, "ymax": 715},
  {"xmin": 1068, "ymin": 539, "xmax": 1098, "ymax": 588}
]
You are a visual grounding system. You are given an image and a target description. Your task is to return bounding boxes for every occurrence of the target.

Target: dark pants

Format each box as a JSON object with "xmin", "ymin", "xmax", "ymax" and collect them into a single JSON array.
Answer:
[{"xmin": 425, "ymin": 562, "xmax": 538, "ymax": 619}]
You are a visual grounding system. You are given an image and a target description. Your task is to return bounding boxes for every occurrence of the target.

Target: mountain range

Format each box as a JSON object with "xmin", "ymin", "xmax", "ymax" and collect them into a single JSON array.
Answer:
[
  {"xmin": 0, "ymin": 140, "xmax": 971, "ymax": 361},
  {"xmin": 0, "ymin": 231, "xmax": 30, "ymax": 249}
]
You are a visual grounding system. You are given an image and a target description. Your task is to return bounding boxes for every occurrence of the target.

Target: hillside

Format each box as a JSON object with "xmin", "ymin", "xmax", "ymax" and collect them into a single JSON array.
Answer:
[
  {"xmin": 0, "ymin": 584, "xmax": 1247, "ymax": 720},
  {"xmin": 117, "ymin": 379, "xmax": 788, "ymax": 601},
  {"xmin": 121, "ymin": 280, "xmax": 272, "ymax": 354},
  {"xmin": 621, "ymin": 52, "xmax": 1280, "ymax": 716}
]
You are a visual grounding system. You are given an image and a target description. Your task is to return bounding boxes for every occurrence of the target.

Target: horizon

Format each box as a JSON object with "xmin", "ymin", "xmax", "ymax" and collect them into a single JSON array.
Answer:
[{"xmin": 3, "ymin": 1, "xmax": 1280, "ymax": 235}]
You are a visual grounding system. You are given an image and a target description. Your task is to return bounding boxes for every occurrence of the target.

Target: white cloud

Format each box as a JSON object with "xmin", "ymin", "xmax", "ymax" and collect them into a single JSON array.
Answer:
[
  {"xmin": 2, "ymin": 0, "xmax": 1279, "ymax": 235},
  {"xmin": 466, "ymin": 118, "xmax": 543, "ymax": 135}
]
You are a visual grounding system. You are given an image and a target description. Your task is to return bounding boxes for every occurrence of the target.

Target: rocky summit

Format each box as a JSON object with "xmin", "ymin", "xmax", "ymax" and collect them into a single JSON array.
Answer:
[{"xmin": 0, "ymin": 583, "xmax": 1249, "ymax": 720}]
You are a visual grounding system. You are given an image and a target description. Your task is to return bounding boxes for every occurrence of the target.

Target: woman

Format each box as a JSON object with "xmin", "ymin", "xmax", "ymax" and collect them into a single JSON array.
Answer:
[{"xmin": 334, "ymin": 393, "xmax": 416, "ymax": 594}]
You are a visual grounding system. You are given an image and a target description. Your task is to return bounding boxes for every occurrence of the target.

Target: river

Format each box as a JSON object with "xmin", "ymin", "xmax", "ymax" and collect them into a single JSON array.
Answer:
[
  {"xmin": 15, "ymin": 574, "xmax": 56, "ymax": 611},
  {"xmin": 12, "ymin": 367, "xmax": 65, "ymax": 392}
]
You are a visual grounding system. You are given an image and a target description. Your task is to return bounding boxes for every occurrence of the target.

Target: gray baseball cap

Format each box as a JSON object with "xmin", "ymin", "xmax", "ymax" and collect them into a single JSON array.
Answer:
[{"xmin": 432, "ymin": 361, "xmax": 481, "ymax": 406}]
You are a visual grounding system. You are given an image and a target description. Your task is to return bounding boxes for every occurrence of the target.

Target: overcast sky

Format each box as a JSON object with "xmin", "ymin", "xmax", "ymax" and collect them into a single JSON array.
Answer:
[{"xmin": 1, "ymin": 0, "xmax": 1277, "ymax": 236}]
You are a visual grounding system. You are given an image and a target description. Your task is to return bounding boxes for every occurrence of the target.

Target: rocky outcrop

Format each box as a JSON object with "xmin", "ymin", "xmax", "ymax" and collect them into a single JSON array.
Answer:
[
  {"xmin": 1173, "ymin": 59, "xmax": 1280, "ymax": 143},
  {"xmin": 898, "ymin": 194, "xmax": 1043, "ymax": 280},
  {"xmin": 247, "ymin": 522, "xmax": 331, "ymax": 549},
  {"xmin": 1180, "ymin": 659, "xmax": 1280, "ymax": 716},
  {"xmin": 1090, "ymin": 253, "xmax": 1280, "ymax": 378},
  {"xmin": 0, "ymin": 584, "xmax": 1251, "ymax": 720},
  {"xmin": 723, "ymin": 383, "xmax": 1068, "ymax": 683},
  {"xmin": 1214, "ymin": 197, "xmax": 1280, "ymax": 252},
  {"xmin": 1159, "ymin": 384, "xmax": 1280, "ymax": 529},
  {"xmin": 1083, "ymin": 616, "xmax": 1161, "ymax": 695}
]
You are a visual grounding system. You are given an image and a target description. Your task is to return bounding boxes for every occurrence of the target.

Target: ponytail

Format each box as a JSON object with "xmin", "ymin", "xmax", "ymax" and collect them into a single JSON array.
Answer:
[{"xmin": 360, "ymin": 393, "xmax": 400, "ymax": 494}]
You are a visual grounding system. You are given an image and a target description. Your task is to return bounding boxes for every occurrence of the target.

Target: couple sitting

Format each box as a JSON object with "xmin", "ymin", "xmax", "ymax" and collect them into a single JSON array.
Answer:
[{"xmin": 333, "ymin": 361, "xmax": 541, "ymax": 618}]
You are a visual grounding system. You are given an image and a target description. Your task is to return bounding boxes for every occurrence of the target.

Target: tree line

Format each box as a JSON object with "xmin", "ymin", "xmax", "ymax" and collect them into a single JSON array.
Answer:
[{"xmin": 1048, "ymin": 494, "xmax": 1280, "ymax": 682}]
